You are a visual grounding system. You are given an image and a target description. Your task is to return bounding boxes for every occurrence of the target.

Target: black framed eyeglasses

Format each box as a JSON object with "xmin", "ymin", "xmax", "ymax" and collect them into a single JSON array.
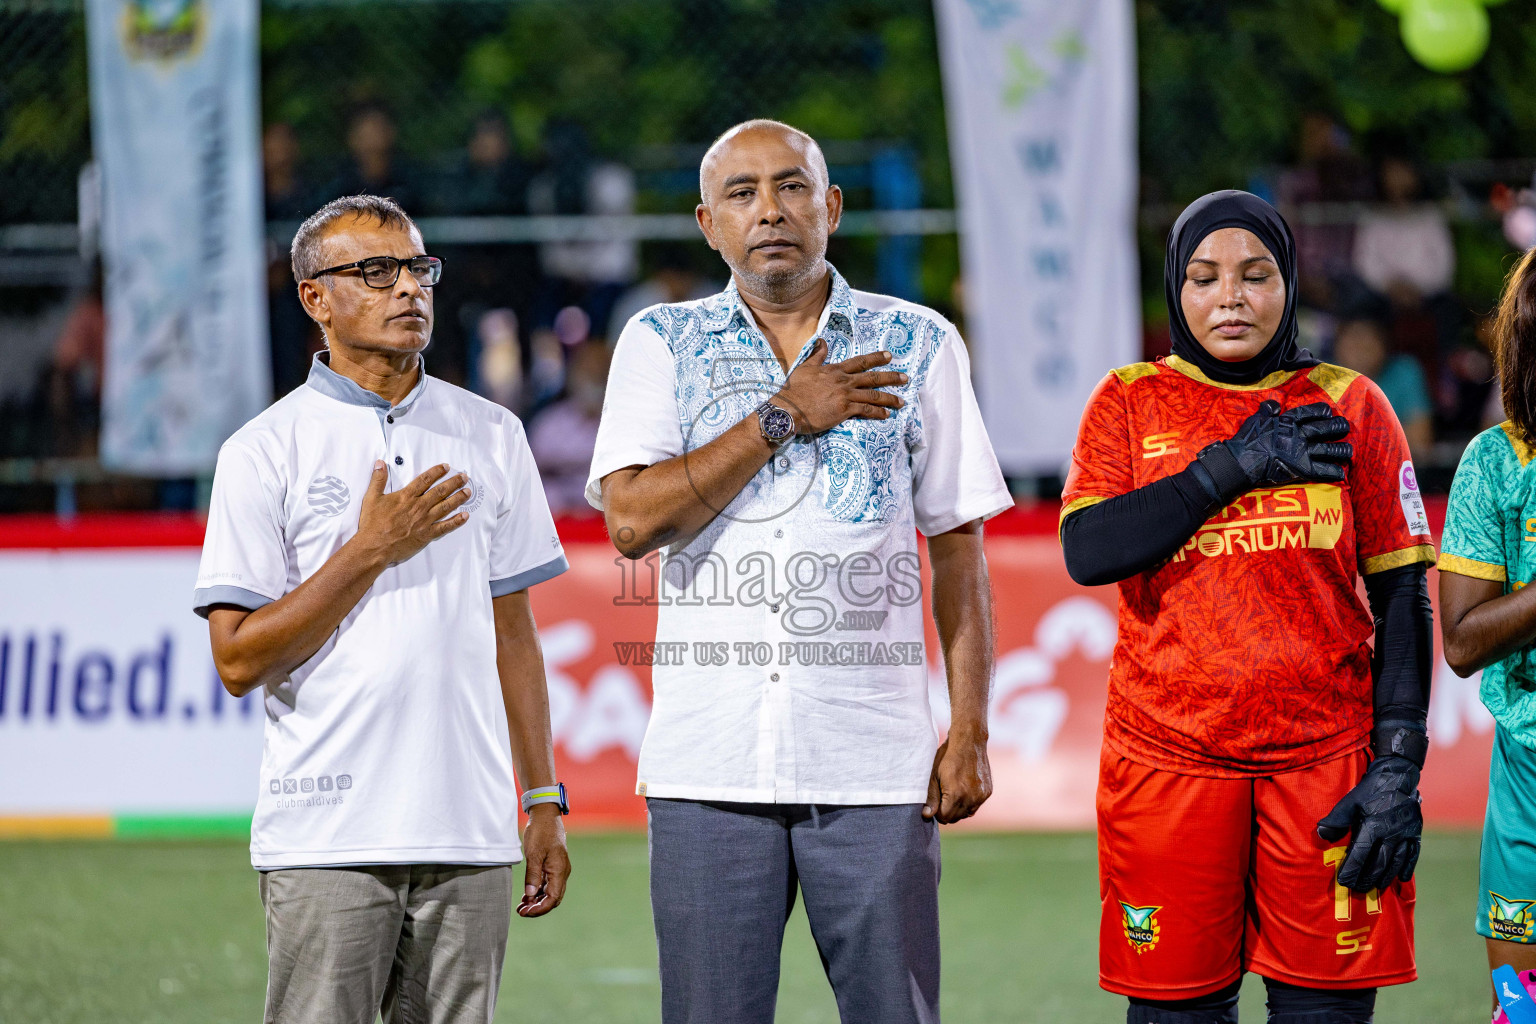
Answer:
[{"xmin": 313, "ymin": 255, "xmax": 444, "ymax": 289}]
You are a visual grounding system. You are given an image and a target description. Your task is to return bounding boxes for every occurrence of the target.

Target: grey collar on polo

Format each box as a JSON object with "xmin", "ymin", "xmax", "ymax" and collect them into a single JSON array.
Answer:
[{"xmin": 306, "ymin": 351, "xmax": 429, "ymax": 426}]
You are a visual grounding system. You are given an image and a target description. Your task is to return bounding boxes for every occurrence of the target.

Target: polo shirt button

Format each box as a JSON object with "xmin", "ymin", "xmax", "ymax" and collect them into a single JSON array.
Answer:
[
  {"xmin": 770, "ymin": 673, "xmax": 779, "ymax": 682},
  {"xmin": 778, "ymin": 457, "xmax": 790, "ymax": 469},
  {"xmin": 774, "ymin": 529, "xmax": 783, "ymax": 538},
  {"xmin": 387, "ymin": 414, "xmax": 394, "ymax": 423},
  {"xmin": 770, "ymin": 604, "xmax": 780, "ymax": 613},
  {"xmin": 394, "ymin": 456, "xmax": 404, "ymax": 466}
]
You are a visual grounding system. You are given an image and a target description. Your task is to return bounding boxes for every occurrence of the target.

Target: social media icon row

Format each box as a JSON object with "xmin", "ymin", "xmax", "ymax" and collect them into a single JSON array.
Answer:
[{"xmin": 269, "ymin": 774, "xmax": 352, "ymax": 795}]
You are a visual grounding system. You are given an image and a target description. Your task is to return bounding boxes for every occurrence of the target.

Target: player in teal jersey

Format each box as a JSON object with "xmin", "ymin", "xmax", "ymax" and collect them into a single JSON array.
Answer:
[{"xmin": 1441, "ymin": 246, "xmax": 1536, "ymax": 1019}]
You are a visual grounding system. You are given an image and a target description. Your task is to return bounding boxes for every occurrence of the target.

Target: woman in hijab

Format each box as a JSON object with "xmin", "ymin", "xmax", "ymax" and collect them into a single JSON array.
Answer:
[{"xmin": 1060, "ymin": 191, "xmax": 1435, "ymax": 1024}]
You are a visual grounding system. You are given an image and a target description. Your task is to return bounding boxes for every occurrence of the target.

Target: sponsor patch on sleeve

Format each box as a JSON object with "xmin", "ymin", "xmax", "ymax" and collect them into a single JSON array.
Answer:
[{"xmin": 1399, "ymin": 461, "xmax": 1430, "ymax": 536}]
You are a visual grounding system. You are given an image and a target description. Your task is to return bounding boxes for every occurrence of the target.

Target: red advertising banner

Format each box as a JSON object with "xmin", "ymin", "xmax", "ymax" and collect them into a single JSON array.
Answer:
[{"xmin": 526, "ymin": 502, "xmax": 1490, "ymax": 830}]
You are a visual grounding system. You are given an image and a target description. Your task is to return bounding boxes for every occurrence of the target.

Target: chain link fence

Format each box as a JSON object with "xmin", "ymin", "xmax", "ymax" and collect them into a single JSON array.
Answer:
[{"xmin": 2, "ymin": 0, "xmax": 954, "ymax": 227}]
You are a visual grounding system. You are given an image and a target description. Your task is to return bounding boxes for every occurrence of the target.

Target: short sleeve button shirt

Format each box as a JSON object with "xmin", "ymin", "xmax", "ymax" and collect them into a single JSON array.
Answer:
[
  {"xmin": 194, "ymin": 354, "xmax": 567, "ymax": 868},
  {"xmin": 1441, "ymin": 421, "xmax": 1536, "ymax": 747},
  {"xmin": 586, "ymin": 267, "xmax": 1012, "ymax": 804}
]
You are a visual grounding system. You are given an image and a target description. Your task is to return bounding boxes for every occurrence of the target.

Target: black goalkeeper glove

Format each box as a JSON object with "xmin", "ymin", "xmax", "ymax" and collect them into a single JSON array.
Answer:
[
  {"xmin": 1316, "ymin": 725, "xmax": 1426, "ymax": 893},
  {"xmin": 1193, "ymin": 400, "xmax": 1352, "ymax": 506}
]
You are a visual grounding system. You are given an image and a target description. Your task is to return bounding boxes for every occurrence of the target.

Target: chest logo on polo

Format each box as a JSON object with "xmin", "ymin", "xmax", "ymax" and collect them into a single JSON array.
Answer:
[
  {"xmin": 1170, "ymin": 484, "xmax": 1343, "ymax": 563},
  {"xmin": 461, "ymin": 475, "xmax": 487, "ymax": 518},
  {"xmin": 307, "ymin": 476, "xmax": 351, "ymax": 517}
]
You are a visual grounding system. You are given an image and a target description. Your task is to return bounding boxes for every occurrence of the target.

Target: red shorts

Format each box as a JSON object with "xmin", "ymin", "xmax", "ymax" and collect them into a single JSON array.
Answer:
[{"xmin": 1097, "ymin": 744, "xmax": 1416, "ymax": 999}]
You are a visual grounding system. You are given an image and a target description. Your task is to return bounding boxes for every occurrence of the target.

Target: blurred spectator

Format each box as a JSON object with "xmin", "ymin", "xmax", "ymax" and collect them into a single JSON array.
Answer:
[
  {"xmin": 33, "ymin": 263, "xmax": 107, "ymax": 460},
  {"xmin": 426, "ymin": 112, "xmax": 542, "ymax": 388},
  {"xmin": 528, "ymin": 120, "xmax": 639, "ymax": 332},
  {"xmin": 1331, "ymin": 317, "xmax": 1433, "ymax": 454},
  {"xmin": 527, "ymin": 341, "xmax": 609, "ymax": 516},
  {"xmin": 474, "ymin": 308, "xmax": 523, "ymax": 412},
  {"xmin": 1440, "ymin": 314, "xmax": 1498, "ymax": 438},
  {"xmin": 1277, "ymin": 113, "xmax": 1374, "ymax": 311},
  {"xmin": 1353, "ymin": 158, "xmax": 1455, "ymax": 308},
  {"xmin": 606, "ymin": 242, "xmax": 717, "ymax": 340},
  {"xmin": 526, "ymin": 327, "xmax": 568, "ymax": 413},
  {"xmin": 53, "ymin": 263, "xmax": 104, "ymax": 404},
  {"xmin": 325, "ymin": 103, "xmax": 416, "ymax": 208},
  {"xmin": 434, "ymin": 111, "xmax": 531, "ymax": 216},
  {"xmin": 262, "ymin": 122, "xmax": 311, "ymax": 221}
]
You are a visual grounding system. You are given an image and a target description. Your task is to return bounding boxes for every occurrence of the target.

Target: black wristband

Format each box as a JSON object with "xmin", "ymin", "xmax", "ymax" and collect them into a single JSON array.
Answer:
[
  {"xmin": 1372, "ymin": 720, "xmax": 1428, "ymax": 768},
  {"xmin": 1195, "ymin": 442, "xmax": 1249, "ymax": 505}
]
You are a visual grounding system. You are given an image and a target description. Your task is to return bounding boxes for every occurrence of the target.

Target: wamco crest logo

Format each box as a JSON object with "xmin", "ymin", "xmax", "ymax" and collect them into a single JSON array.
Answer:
[
  {"xmin": 307, "ymin": 476, "xmax": 351, "ymax": 517},
  {"xmin": 122, "ymin": 0, "xmax": 205, "ymax": 62},
  {"xmin": 1120, "ymin": 902, "xmax": 1162, "ymax": 954}
]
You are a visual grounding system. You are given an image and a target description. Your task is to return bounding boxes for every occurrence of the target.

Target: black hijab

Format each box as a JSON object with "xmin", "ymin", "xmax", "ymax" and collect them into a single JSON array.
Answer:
[{"xmin": 1164, "ymin": 189, "xmax": 1318, "ymax": 385}]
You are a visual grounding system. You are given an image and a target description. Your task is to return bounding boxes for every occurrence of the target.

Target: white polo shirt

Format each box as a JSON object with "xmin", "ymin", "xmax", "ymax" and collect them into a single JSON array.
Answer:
[
  {"xmin": 194, "ymin": 353, "xmax": 567, "ymax": 869},
  {"xmin": 587, "ymin": 267, "xmax": 1012, "ymax": 805}
]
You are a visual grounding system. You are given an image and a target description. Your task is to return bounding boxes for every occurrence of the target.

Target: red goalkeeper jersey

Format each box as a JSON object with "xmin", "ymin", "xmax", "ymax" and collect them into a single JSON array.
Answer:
[{"xmin": 1062, "ymin": 355, "xmax": 1436, "ymax": 776}]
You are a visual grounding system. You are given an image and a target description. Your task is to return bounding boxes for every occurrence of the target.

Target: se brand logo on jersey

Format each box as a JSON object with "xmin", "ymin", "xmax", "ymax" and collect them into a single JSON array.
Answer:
[
  {"xmin": 1140, "ymin": 432, "xmax": 1181, "ymax": 459},
  {"xmin": 1171, "ymin": 485, "xmax": 1344, "ymax": 563},
  {"xmin": 307, "ymin": 476, "xmax": 351, "ymax": 517},
  {"xmin": 1119, "ymin": 902, "xmax": 1161, "ymax": 953},
  {"xmin": 1490, "ymin": 893, "xmax": 1536, "ymax": 942}
]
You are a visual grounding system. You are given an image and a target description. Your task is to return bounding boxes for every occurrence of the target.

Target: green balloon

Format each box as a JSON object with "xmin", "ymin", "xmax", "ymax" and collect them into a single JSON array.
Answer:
[{"xmin": 1401, "ymin": 0, "xmax": 1490, "ymax": 73}]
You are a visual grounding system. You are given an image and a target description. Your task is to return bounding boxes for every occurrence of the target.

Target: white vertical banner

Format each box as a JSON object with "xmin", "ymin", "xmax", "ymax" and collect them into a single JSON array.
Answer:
[
  {"xmin": 935, "ymin": 0, "xmax": 1139, "ymax": 476},
  {"xmin": 86, "ymin": 0, "xmax": 270, "ymax": 475}
]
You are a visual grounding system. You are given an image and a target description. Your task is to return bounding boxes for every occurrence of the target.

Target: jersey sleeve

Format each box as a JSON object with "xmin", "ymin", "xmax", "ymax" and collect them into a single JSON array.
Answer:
[
  {"xmin": 585, "ymin": 313, "xmax": 684, "ymax": 510},
  {"xmin": 909, "ymin": 323, "xmax": 1014, "ymax": 536},
  {"xmin": 1439, "ymin": 430, "xmax": 1509, "ymax": 583},
  {"xmin": 193, "ymin": 442, "xmax": 288, "ymax": 618},
  {"xmin": 489, "ymin": 416, "xmax": 568, "ymax": 596},
  {"xmin": 1060, "ymin": 371, "xmax": 1134, "ymax": 537},
  {"xmin": 1343, "ymin": 375, "xmax": 1437, "ymax": 575}
]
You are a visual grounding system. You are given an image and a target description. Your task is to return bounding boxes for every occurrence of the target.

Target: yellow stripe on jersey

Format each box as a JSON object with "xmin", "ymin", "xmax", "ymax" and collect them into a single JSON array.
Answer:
[
  {"xmin": 1438, "ymin": 551, "xmax": 1508, "ymax": 582},
  {"xmin": 1112, "ymin": 362, "xmax": 1160, "ymax": 386},
  {"xmin": 1361, "ymin": 544, "xmax": 1437, "ymax": 575},
  {"xmin": 1500, "ymin": 421, "xmax": 1536, "ymax": 468},
  {"xmin": 1306, "ymin": 363, "xmax": 1361, "ymax": 404},
  {"xmin": 1164, "ymin": 355, "xmax": 1297, "ymax": 392},
  {"xmin": 1059, "ymin": 495, "xmax": 1109, "ymax": 542}
]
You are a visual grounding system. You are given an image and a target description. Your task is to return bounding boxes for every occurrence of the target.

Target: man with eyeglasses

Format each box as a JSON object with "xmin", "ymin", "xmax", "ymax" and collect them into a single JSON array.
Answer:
[{"xmin": 193, "ymin": 194, "xmax": 572, "ymax": 1024}]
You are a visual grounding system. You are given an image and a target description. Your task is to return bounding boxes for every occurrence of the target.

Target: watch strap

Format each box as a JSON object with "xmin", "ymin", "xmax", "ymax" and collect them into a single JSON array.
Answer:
[{"xmin": 520, "ymin": 782, "xmax": 569, "ymax": 815}]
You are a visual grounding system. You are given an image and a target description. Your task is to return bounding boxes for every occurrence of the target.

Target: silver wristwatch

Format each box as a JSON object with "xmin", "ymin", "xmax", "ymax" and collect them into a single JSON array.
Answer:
[{"xmin": 756, "ymin": 400, "xmax": 795, "ymax": 445}]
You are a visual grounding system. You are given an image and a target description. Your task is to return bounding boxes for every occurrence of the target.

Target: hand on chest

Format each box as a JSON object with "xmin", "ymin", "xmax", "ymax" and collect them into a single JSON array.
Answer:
[{"xmin": 287, "ymin": 421, "xmax": 500, "ymax": 554}]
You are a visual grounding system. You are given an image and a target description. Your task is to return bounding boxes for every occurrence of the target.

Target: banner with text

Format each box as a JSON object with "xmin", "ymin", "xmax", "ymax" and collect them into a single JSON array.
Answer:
[
  {"xmin": 934, "ymin": 0, "xmax": 1140, "ymax": 475},
  {"xmin": 86, "ymin": 0, "xmax": 271, "ymax": 475},
  {"xmin": 0, "ymin": 534, "xmax": 1493, "ymax": 830}
]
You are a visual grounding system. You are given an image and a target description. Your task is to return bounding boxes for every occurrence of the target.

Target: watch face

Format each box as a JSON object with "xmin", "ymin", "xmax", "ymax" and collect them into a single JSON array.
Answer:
[{"xmin": 762, "ymin": 404, "xmax": 795, "ymax": 441}]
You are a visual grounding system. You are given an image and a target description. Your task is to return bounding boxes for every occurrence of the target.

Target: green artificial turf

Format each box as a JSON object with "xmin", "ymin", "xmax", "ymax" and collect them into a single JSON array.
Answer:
[{"xmin": 0, "ymin": 831, "xmax": 1486, "ymax": 1023}]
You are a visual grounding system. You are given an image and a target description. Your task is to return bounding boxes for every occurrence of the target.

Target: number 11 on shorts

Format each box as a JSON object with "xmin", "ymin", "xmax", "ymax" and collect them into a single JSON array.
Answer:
[{"xmin": 1324, "ymin": 847, "xmax": 1379, "ymax": 955}]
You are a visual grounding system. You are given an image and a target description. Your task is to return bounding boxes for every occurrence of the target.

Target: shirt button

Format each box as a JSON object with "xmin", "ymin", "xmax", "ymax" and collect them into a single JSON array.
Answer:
[
  {"xmin": 769, "ymin": 604, "xmax": 780, "ymax": 613},
  {"xmin": 394, "ymin": 456, "xmax": 404, "ymax": 466},
  {"xmin": 778, "ymin": 457, "xmax": 790, "ymax": 469},
  {"xmin": 387, "ymin": 414, "xmax": 394, "ymax": 423},
  {"xmin": 770, "ymin": 673, "xmax": 780, "ymax": 682},
  {"xmin": 774, "ymin": 529, "xmax": 783, "ymax": 538}
]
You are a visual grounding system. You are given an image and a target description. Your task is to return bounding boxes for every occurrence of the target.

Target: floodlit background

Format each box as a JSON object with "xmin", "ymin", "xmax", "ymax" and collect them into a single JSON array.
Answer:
[{"xmin": 0, "ymin": 0, "xmax": 1525, "ymax": 1020}]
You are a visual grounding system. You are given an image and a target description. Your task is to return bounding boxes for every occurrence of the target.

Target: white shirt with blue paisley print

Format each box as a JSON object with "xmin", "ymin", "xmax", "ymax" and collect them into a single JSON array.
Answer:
[{"xmin": 587, "ymin": 266, "xmax": 1012, "ymax": 804}]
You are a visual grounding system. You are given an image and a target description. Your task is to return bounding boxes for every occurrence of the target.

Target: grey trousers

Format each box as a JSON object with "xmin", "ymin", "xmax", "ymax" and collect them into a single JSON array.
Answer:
[
  {"xmin": 647, "ymin": 799, "xmax": 941, "ymax": 1024},
  {"xmin": 259, "ymin": 864, "xmax": 512, "ymax": 1024}
]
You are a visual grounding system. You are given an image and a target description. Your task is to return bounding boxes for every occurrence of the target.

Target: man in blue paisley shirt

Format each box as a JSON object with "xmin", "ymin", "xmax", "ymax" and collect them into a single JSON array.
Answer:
[{"xmin": 586, "ymin": 120, "xmax": 1013, "ymax": 1024}]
